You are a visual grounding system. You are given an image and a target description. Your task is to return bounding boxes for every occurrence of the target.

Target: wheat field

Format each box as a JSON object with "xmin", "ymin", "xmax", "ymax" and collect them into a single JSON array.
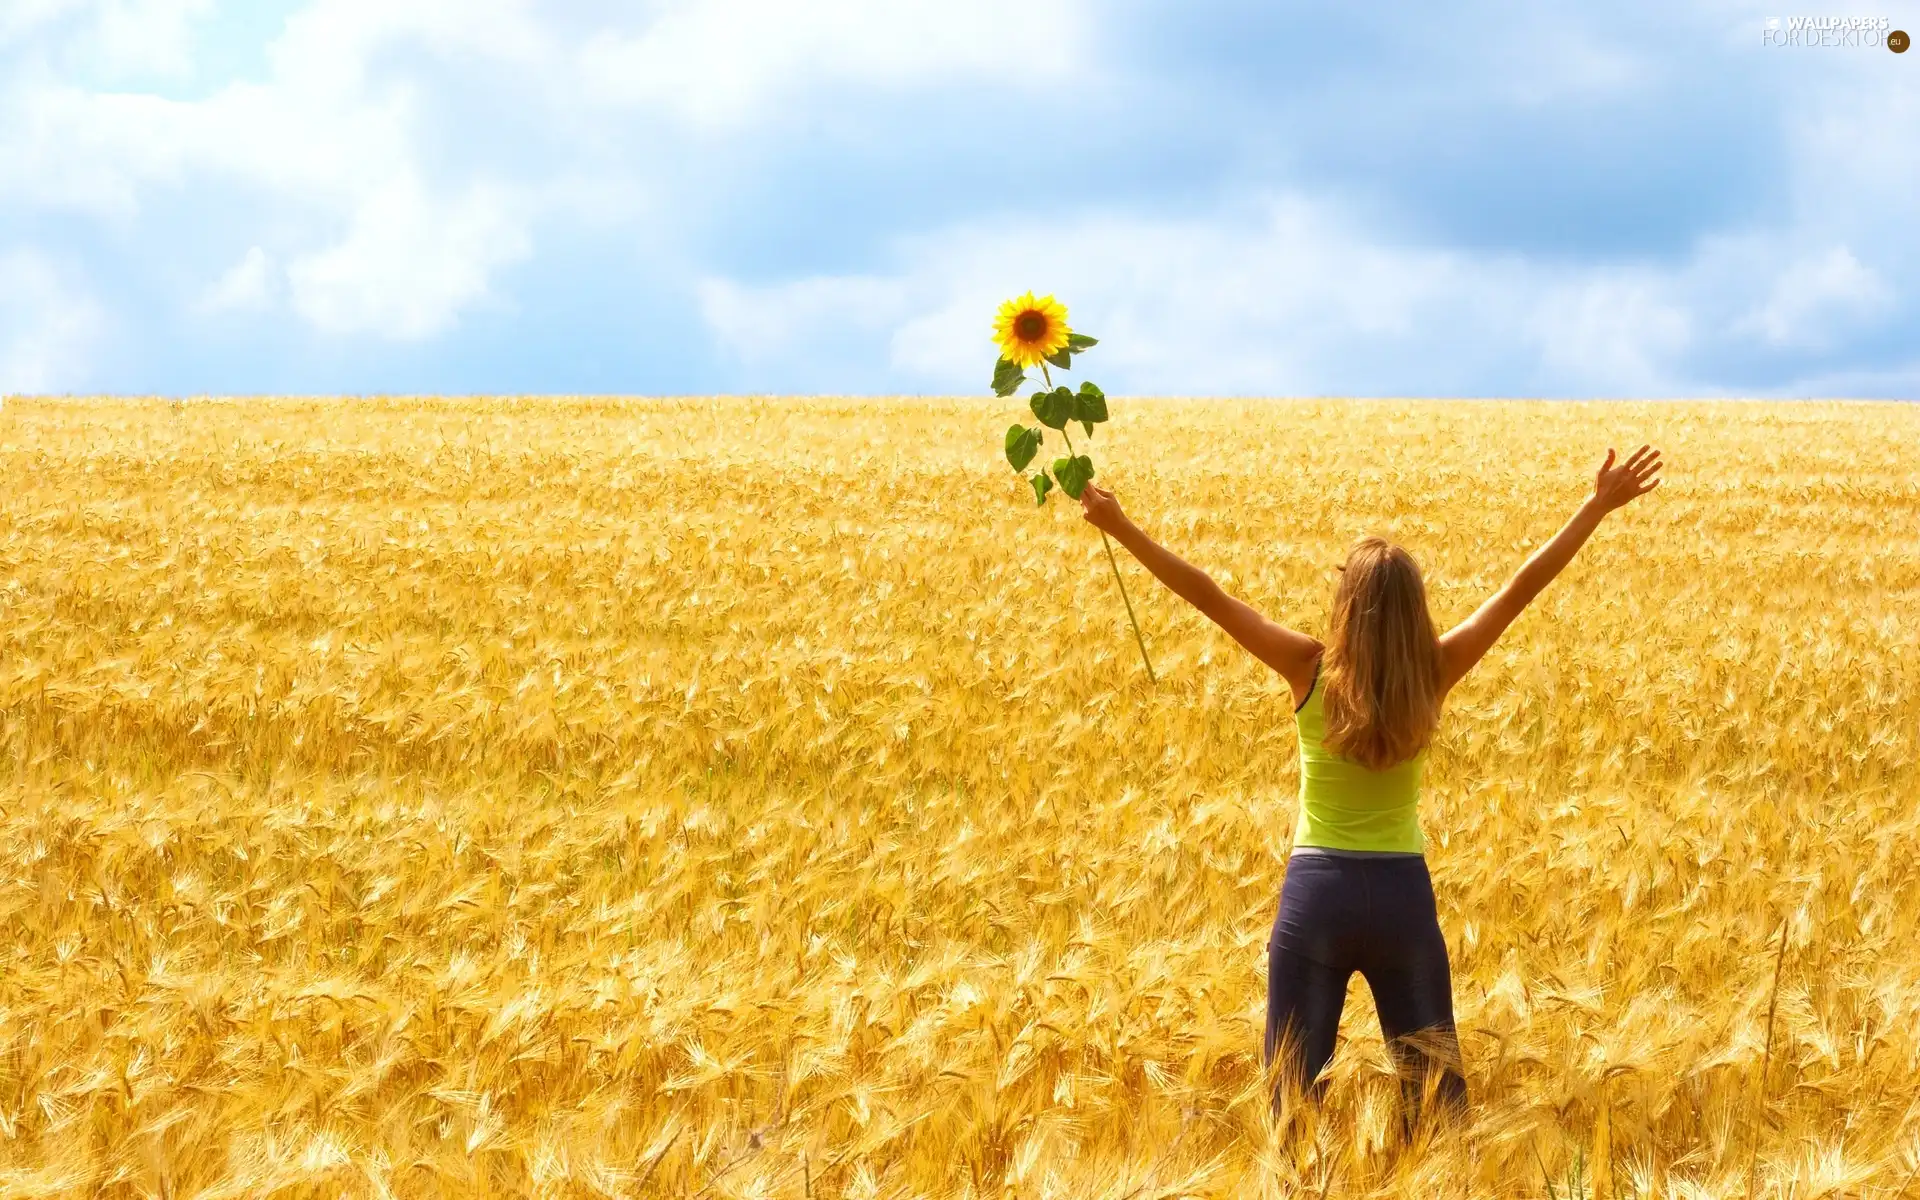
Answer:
[{"xmin": 0, "ymin": 396, "xmax": 1916, "ymax": 1199}]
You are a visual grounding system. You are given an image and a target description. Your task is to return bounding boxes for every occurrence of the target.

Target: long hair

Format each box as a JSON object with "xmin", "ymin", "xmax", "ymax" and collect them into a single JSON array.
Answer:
[{"xmin": 1319, "ymin": 536, "xmax": 1443, "ymax": 770}]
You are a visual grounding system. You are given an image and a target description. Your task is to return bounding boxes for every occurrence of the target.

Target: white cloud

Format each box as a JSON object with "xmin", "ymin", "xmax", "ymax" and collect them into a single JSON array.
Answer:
[
  {"xmin": 1779, "ymin": 71, "xmax": 1920, "ymax": 271},
  {"xmin": 578, "ymin": 0, "xmax": 1082, "ymax": 126},
  {"xmin": 700, "ymin": 197, "xmax": 1711, "ymax": 397},
  {"xmin": 1763, "ymin": 358, "xmax": 1920, "ymax": 400},
  {"xmin": 0, "ymin": 0, "xmax": 1913, "ymax": 395},
  {"xmin": 701, "ymin": 275, "xmax": 910, "ymax": 363},
  {"xmin": 1527, "ymin": 274, "xmax": 1695, "ymax": 395},
  {"xmin": 0, "ymin": 0, "xmax": 90, "ymax": 44},
  {"xmin": 683, "ymin": 5, "xmax": 1914, "ymax": 399},
  {"xmin": 697, "ymin": 186, "xmax": 1910, "ymax": 399},
  {"xmin": 91, "ymin": 0, "xmax": 215, "ymax": 80},
  {"xmin": 287, "ymin": 178, "xmax": 530, "ymax": 339},
  {"xmin": 261, "ymin": 0, "xmax": 554, "ymax": 102},
  {"xmin": 0, "ymin": 249, "xmax": 104, "ymax": 393},
  {"xmin": 1473, "ymin": 12, "xmax": 1652, "ymax": 107},
  {"xmin": 0, "ymin": 69, "xmax": 418, "ymax": 221},
  {"xmin": 198, "ymin": 245, "xmax": 277, "ymax": 314},
  {"xmin": 1735, "ymin": 246, "xmax": 1894, "ymax": 349},
  {"xmin": 0, "ymin": 0, "xmax": 1088, "ymax": 348},
  {"xmin": 0, "ymin": 0, "xmax": 215, "ymax": 81},
  {"xmin": 0, "ymin": 0, "xmax": 549, "ymax": 340}
]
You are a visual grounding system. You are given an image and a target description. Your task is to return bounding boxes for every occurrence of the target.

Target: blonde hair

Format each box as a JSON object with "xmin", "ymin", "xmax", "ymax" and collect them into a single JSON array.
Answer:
[{"xmin": 1319, "ymin": 536, "xmax": 1442, "ymax": 770}]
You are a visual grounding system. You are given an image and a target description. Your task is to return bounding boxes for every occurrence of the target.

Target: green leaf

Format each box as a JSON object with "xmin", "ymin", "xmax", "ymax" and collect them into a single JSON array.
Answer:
[
  {"xmin": 1053, "ymin": 454, "xmax": 1094, "ymax": 500},
  {"xmin": 991, "ymin": 357, "xmax": 1026, "ymax": 398},
  {"xmin": 1029, "ymin": 387, "xmax": 1074, "ymax": 431},
  {"xmin": 1046, "ymin": 332, "xmax": 1100, "ymax": 371},
  {"xmin": 1073, "ymin": 382, "xmax": 1108, "ymax": 437},
  {"xmin": 1003, "ymin": 424, "xmax": 1040, "ymax": 472},
  {"xmin": 1042, "ymin": 385, "xmax": 1085, "ymax": 436},
  {"xmin": 1030, "ymin": 471, "xmax": 1054, "ymax": 505}
]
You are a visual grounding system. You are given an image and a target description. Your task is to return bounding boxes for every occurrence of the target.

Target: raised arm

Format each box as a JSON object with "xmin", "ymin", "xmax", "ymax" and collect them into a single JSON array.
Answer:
[
  {"xmin": 1437, "ymin": 445, "xmax": 1663, "ymax": 696},
  {"xmin": 1078, "ymin": 484, "xmax": 1322, "ymax": 699}
]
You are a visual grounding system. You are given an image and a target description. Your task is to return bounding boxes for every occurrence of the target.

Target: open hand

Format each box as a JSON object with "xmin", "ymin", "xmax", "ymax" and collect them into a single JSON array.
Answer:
[
  {"xmin": 1079, "ymin": 483, "xmax": 1129, "ymax": 535},
  {"xmin": 1592, "ymin": 445, "xmax": 1663, "ymax": 513}
]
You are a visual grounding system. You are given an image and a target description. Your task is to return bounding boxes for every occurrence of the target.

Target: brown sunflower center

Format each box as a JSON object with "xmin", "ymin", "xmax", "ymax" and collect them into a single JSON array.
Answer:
[{"xmin": 1013, "ymin": 311, "xmax": 1050, "ymax": 342}]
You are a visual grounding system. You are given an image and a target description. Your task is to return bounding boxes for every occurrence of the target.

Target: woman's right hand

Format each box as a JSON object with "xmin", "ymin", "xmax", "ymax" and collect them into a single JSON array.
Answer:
[
  {"xmin": 1079, "ymin": 484, "xmax": 1131, "ymax": 536},
  {"xmin": 1591, "ymin": 445, "xmax": 1663, "ymax": 513}
]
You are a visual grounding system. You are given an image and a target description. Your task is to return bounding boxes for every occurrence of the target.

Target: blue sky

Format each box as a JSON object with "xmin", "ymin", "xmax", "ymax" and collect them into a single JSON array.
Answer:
[{"xmin": 1, "ymin": 0, "xmax": 1915, "ymax": 398}]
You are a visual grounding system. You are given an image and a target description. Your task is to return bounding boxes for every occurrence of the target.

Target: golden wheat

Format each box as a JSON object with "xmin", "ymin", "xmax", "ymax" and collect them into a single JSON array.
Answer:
[{"xmin": 0, "ymin": 396, "xmax": 1916, "ymax": 1199}]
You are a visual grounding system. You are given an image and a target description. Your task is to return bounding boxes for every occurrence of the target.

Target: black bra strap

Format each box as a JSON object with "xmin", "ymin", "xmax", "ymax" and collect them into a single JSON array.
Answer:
[{"xmin": 1295, "ymin": 655, "xmax": 1322, "ymax": 714}]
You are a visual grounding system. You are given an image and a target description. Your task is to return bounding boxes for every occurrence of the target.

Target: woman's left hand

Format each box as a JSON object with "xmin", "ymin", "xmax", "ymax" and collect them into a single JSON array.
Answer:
[
  {"xmin": 1079, "ymin": 484, "xmax": 1129, "ymax": 535},
  {"xmin": 1591, "ymin": 444, "xmax": 1663, "ymax": 513}
]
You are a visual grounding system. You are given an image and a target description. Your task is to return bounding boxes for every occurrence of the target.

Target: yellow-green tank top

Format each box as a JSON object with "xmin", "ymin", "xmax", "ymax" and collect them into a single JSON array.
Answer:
[{"xmin": 1292, "ymin": 662, "xmax": 1428, "ymax": 854}]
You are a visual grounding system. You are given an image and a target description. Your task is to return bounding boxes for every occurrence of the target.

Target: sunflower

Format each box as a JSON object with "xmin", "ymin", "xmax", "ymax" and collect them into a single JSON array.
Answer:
[{"xmin": 991, "ymin": 292, "xmax": 1071, "ymax": 368}]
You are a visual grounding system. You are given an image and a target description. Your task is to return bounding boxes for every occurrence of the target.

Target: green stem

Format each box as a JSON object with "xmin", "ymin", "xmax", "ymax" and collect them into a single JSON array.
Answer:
[
  {"xmin": 1058, "ymin": 422, "xmax": 1156, "ymax": 684},
  {"xmin": 1033, "ymin": 356, "xmax": 1154, "ymax": 681},
  {"xmin": 1099, "ymin": 527, "xmax": 1156, "ymax": 683}
]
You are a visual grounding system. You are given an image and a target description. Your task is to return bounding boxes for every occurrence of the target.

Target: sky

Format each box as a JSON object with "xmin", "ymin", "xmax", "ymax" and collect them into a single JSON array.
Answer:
[{"xmin": 0, "ymin": 0, "xmax": 1915, "ymax": 398}]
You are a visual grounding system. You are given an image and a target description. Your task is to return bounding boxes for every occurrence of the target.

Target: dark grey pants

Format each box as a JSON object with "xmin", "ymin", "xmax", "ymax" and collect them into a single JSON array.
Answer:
[{"xmin": 1264, "ymin": 853, "xmax": 1468, "ymax": 1124}]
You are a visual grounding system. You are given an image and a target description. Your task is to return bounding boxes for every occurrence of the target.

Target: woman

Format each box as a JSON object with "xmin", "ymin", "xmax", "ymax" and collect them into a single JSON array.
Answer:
[{"xmin": 1078, "ymin": 445, "xmax": 1664, "ymax": 1126}]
